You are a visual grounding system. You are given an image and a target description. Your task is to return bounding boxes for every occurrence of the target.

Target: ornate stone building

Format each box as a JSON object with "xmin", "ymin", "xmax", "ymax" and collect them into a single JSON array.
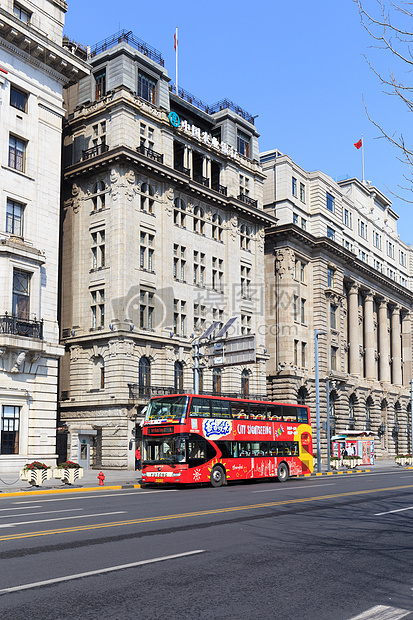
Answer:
[
  {"xmin": 0, "ymin": 0, "xmax": 88, "ymax": 470},
  {"xmin": 262, "ymin": 149, "xmax": 413, "ymax": 460},
  {"xmin": 60, "ymin": 31, "xmax": 274, "ymax": 469}
]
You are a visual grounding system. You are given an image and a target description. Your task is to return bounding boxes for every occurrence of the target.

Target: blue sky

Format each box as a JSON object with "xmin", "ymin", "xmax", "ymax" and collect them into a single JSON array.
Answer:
[{"xmin": 64, "ymin": 0, "xmax": 413, "ymax": 243}]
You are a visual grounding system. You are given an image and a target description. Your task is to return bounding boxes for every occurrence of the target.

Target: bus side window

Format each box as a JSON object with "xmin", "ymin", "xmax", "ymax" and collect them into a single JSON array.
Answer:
[
  {"xmin": 211, "ymin": 400, "xmax": 231, "ymax": 419},
  {"xmin": 298, "ymin": 407, "xmax": 308, "ymax": 423},
  {"xmin": 267, "ymin": 404, "xmax": 282, "ymax": 420},
  {"xmin": 231, "ymin": 401, "xmax": 249, "ymax": 419},
  {"xmin": 282, "ymin": 406, "xmax": 298, "ymax": 422},
  {"xmin": 249, "ymin": 403, "xmax": 266, "ymax": 420},
  {"xmin": 189, "ymin": 397, "xmax": 211, "ymax": 417}
]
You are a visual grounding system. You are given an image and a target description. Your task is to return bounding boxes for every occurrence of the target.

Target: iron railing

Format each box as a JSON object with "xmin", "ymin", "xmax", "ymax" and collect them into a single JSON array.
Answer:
[
  {"xmin": 193, "ymin": 172, "xmax": 209, "ymax": 187},
  {"xmin": 128, "ymin": 384, "xmax": 269, "ymax": 401},
  {"xmin": 238, "ymin": 193, "xmax": 258, "ymax": 208},
  {"xmin": 136, "ymin": 144, "xmax": 164, "ymax": 163},
  {"xmin": 174, "ymin": 162, "xmax": 190, "ymax": 176},
  {"xmin": 169, "ymin": 85, "xmax": 255, "ymax": 124},
  {"xmin": 82, "ymin": 144, "xmax": 109, "ymax": 161},
  {"xmin": 89, "ymin": 30, "xmax": 164, "ymax": 67},
  {"xmin": 212, "ymin": 182, "xmax": 227, "ymax": 196},
  {"xmin": 0, "ymin": 314, "xmax": 43, "ymax": 339}
]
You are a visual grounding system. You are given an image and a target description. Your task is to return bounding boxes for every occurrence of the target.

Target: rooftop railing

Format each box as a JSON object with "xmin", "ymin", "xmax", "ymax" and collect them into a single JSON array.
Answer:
[
  {"xmin": 89, "ymin": 30, "xmax": 164, "ymax": 67},
  {"xmin": 169, "ymin": 85, "xmax": 255, "ymax": 125}
]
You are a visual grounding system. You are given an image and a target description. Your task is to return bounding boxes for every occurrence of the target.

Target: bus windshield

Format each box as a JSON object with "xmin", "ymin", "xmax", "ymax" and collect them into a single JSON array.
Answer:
[
  {"xmin": 143, "ymin": 435, "xmax": 187, "ymax": 465},
  {"xmin": 146, "ymin": 396, "xmax": 188, "ymax": 421}
]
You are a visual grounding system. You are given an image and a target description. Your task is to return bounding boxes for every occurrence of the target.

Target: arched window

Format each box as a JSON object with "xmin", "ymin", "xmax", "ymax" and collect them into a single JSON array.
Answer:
[
  {"xmin": 365, "ymin": 398, "xmax": 372, "ymax": 431},
  {"xmin": 212, "ymin": 368, "xmax": 222, "ymax": 395},
  {"xmin": 349, "ymin": 394, "xmax": 356, "ymax": 430},
  {"xmin": 240, "ymin": 225, "xmax": 251, "ymax": 250},
  {"xmin": 241, "ymin": 369, "xmax": 249, "ymax": 397},
  {"xmin": 139, "ymin": 357, "xmax": 151, "ymax": 397},
  {"xmin": 174, "ymin": 197, "xmax": 186, "ymax": 227},
  {"xmin": 141, "ymin": 183, "xmax": 155, "ymax": 213},
  {"xmin": 174, "ymin": 361, "xmax": 184, "ymax": 392},
  {"xmin": 93, "ymin": 355, "xmax": 105, "ymax": 389},
  {"xmin": 193, "ymin": 206, "xmax": 205, "ymax": 234},
  {"xmin": 92, "ymin": 181, "xmax": 105, "ymax": 211},
  {"xmin": 297, "ymin": 386, "xmax": 307, "ymax": 405},
  {"xmin": 212, "ymin": 213, "xmax": 223, "ymax": 241}
]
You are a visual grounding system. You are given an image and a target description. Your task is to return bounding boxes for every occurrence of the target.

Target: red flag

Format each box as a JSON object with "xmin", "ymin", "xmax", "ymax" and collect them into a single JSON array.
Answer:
[
  {"xmin": 354, "ymin": 138, "xmax": 362, "ymax": 150},
  {"xmin": 174, "ymin": 31, "xmax": 178, "ymax": 52}
]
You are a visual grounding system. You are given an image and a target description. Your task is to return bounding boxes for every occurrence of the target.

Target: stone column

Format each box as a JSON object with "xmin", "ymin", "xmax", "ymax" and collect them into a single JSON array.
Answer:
[
  {"xmin": 401, "ymin": 310, "xmax": 412, "ymax": 387},
  {"xmin": 378, "ymin": 298, "xmax": 390, "ymax": 382},
  {"xmin": 391, "ymin": 305, "xmax": 402, "ymax": 385},
  {"xmin": 364, "ymin": 291, "xmax": 375, "ymax": 380},
  {"xmin": 348, "ymin": 283, "xmax": 360, "ymax": 375}
]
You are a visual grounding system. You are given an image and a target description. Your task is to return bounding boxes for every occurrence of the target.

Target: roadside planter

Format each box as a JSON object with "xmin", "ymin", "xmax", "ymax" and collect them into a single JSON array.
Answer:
[
  {"xmin": 343, "ymin": 456, "xmax": 362, "ymax": 469},
  {"xmin": 395, "ymin": 454, "xmax": 412, "ymax": 466},
  {"xmin": 19, "ymin": 462, "xmax": 52, "ymax": 487},
  {"xmin": 53, "ymin": 461, "xmax": 83, "ymax": 485},
  {"xmin": 330, "ymin": 458, "xmax": 340, "ymax": 470}
]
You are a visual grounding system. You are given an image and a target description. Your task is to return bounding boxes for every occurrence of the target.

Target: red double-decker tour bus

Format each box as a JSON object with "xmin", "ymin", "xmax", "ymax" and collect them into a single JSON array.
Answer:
[{"xmin": 142, "ymin": 394, "xmax": 313, "ymax": 487}]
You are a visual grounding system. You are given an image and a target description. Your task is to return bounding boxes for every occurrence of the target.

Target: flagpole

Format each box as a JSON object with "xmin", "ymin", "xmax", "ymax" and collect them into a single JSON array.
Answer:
[
  {"xmin": 361, "ymin": 133, "xmax": 365, "ymax": 182},
  {"xmin": 175, "ymin": 27, "xmax": 178, "ymax": 95}
]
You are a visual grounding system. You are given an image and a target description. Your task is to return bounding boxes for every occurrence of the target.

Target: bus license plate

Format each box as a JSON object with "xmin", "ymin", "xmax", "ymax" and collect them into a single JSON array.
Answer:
[{"xmin": 155, "ymin": 478, "xmax": 164, "ymax": 483}]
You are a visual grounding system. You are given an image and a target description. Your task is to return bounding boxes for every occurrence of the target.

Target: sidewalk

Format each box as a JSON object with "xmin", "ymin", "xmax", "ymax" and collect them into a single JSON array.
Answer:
[{"xmin": 0, "ymin": 468, "xmax": 143, "ymax": 494}]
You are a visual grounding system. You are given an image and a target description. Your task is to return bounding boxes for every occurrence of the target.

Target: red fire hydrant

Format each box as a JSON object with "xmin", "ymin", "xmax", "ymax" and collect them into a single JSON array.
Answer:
[{"xmin": 97, "ymin": 471, "xmax": 105, "ymax": 486}]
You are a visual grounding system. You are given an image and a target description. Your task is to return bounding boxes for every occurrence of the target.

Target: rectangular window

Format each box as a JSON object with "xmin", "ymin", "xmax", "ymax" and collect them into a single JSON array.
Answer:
[
  {"xmin": 294, "ymin": 295, "xmax": 298, "ymax": 322},
  {"xmin": 359, "ymin": 220, "xmax": 367, "ymax": 238},
  {"xmin": 91, "ymin": 230, "xmax": 105, "ymax": 270},
  {"xmin": 13, "ymin": 3, "xmax": 31, "ymax": 22},
  {"xmin": 374, "ymin": 231, "xmax": 381, "ymax": 249},
  {"xmin": 300, "ymin": 298, "xmax": 306, "ymax": 324},
  {"xmin": 292, "ymin": 177, "xmax": 297, "ymax": 197},
  {"xmin": 327, "ymin": 267, "xmax": 335, "ymax": 288},
  {"xmin": 212, "ymin": 257, "xmax": 223, "ymax": 291},
  {"xmin": 94, "ymin": 69, "xmax": 106, "ymax": 100},
  {"xmin": 140, "ymin": 231, "xmax": 154, "ymax": 271},
  {"xmin": 301, "ymin": 218, "xmax": 307, "ymax": 231},
  {"xmin": 301, "ymin": 342, "xmax": 306, "ymax": 368},
  {"xmin": 6, "ymin": 199, "xmax": 24, "ymax": 236},
  {"xmin": 173, "ymin": 244, "xmax": 186, "ymax": 281},
  {"xmin": 294, "ymin": 340, "xmax": 299, "ymax": 366},
  {"xmin": 12, "ymin": 269, "xmax": 30, "ymax": 319},
  {"xmin": 293, "ymin": 213, "xmax": 298, "ymax": 225},
  {"xmin": 300, "ymin": 263, "xmax": 306, "ymax": 283},
  {"xmin": 139, "ymin": 290, "xmax": 154, "ymax": 329},
  {"xmin": 91, "ymin": 289, "xmax": 105, "ymax": 328},
  {"xmin": 330, "ymin": 304, "xmax": 337, "ymax": 330},
  {"xmin": 193, "ymin": 303, "xmax": 206, "ymax": 332},
  {"xmin": 237, "ymin": 131, "xmax": 250, "ymax": 157},
  {"xmin": 241, "ymin": 313, "xmax": 251, "ymax": 335},
  {"xmin": 8, "ymin": 135, "xmax": 26, "ymax": 172},
  {"xmin": 10, "ymin": 86, "xmax": 27, "ymax": 113},
  {"xmin": 327, "ymin": 226, "xmax": 335, "ymax": 241},
  {"xmin": 240, "ymin": 265, "xmax": 251, "ymax": 298},
  {"xmin": 344, "ymin": 209, "xmax": 349, "ymax": 227},
  {"xmin": 138, "ymin": 72, "xmax": 156, "ymax": 104},
  {"xmin": 326, "ymin": 192, "xmax": 335, "ymax": 212},
  {"xmin": 331, "ymin": 346, "xmax": 338, "ymax": 371},
  {"xmin": 173, "ymin": 299, "xmax": 186, "ymax": 335},
  {"xmin": 400, "ymin": 250, "xmax": 406, "ymax": 267},
  {"xmin": 1, "ymin": 406, "xmax": 20, "ymax": 454},
  {"xmin": 300, "ymin": 183, "xmax": 305, "ymax": 202}
]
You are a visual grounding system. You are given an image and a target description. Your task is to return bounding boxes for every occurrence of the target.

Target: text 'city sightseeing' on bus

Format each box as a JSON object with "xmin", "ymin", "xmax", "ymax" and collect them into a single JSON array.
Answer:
[{"xmin": 142, "ymin": 394, "xmax": 313, "ymax": 487}]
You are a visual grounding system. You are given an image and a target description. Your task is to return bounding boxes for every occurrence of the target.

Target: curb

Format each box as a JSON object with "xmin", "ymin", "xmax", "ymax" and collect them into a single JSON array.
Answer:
[
  {"xmin": 298, "ymin": 469, "xmax": 372, "ymax": 477},
  {"xmin": 0, "ymin": 484, "xmax": 142, "ymax": 498}
]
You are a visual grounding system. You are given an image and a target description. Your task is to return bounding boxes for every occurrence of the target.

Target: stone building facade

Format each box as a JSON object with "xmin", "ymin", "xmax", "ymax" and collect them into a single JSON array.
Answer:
[
  {"xmin": 0, "ymin": 0, "xmax": 88, "ymax": 470},
  {"xmin": 60, "ymin": 31, "xmax": 274, "ymax": 469},
  {"xmin": 262, "ymin": 149, "xmax": 413, "ymax": 460}
]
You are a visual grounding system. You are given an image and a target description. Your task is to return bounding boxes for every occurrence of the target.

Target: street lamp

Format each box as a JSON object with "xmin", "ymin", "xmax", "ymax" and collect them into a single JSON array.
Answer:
[{"xmin": 314, "ymin": 329, "xmax": 327, "ymax": 473}]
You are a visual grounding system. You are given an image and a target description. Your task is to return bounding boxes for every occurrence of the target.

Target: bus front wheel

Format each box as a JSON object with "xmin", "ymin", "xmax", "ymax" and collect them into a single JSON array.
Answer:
[
  {"xmin": 277, "ymin": 462, "xmax": 289, "ymax": 483},
  {"xmin": 210, "ymin": 466, "xmax": 225, "ymax": 488}
]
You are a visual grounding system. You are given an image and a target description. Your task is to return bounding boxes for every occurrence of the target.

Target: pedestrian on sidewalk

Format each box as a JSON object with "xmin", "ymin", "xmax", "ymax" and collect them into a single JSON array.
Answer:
[
  {"xmin": 341, "ymin": 446, "xmax": 347, "ymax": 466},
  {"xmin": 135, "ymin": 446, "xmax": 141, "ymax": 471}
]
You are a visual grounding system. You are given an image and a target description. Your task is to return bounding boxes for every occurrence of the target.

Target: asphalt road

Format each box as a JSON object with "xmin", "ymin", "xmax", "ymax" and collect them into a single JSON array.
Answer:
[{"xmin": 0, "ymin": 470, "xmax": 413, "ymax": 620}]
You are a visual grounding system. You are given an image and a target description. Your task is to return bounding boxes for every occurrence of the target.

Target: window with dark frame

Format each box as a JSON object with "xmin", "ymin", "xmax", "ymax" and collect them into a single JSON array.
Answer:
[
  {"xmin": 94, "ymin": 69, "xmax": 106, "ymax": 100},
  {"xmin": 10, "ymin": 86, "xmax": 27, "ymax": 113},
  {"xmin": 6, "ymin": 199, "xmax": 24, "ymax": 236},
  {"xmin": 237, "ymin": 131, "xmax": 250, "ymax": 158},
  {"xmin": 13, "ymin": 2, "xmax": 31, "ymax": 22},
  {"xmin": 8, "ymin": 135, "xmax": 26, "ymax": 172},
  {"xmin": 1, "ymin": 406, "xmax": 20, "ymax": 455},
  {"xmin": 138, "ymin": 72, "xmax": 156, "ymax": 104},
  {"xmin": 326, "ymin": 192, "xmax": 335, "ymax": 212},
  {"xmin": 12, "ymin": 269, "xmax": 30, "ymax": 319}
]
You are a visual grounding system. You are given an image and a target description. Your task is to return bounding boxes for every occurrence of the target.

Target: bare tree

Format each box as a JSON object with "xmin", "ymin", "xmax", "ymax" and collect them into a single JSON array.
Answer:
[{"xmin": 354, "ymin": 0, "xmax": 413, "ymax": 197}]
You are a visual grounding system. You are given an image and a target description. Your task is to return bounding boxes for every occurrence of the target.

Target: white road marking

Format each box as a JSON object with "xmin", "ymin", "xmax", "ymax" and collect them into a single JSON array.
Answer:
[
  {"xmin": 0, "ymin": 550, "xmax": 205, "ymax": 594},
  {"xmin": 11, "ymin": 489, "xmax": 177, "ymax": 504},
  {"xmin": 347, "ymin": 604, "xmax": 411, "ymax": 619},
  {"xmin": 0, "ymin": 505, "xmax": 42, "ymax": 511},
  {"xmin": 375, "ymin": 506, "xmax": 413, "ymax": 516},
  {"xmin": 253, "ymin": 483, "xmax": 336, "ymax": 493},
  {"xmin": 0, "ymin": 511, "xmax": 126, "ymax": 528},
  {"xmin": 0, "ymin": 508, "xmax": 82, "ymax": 519}
]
